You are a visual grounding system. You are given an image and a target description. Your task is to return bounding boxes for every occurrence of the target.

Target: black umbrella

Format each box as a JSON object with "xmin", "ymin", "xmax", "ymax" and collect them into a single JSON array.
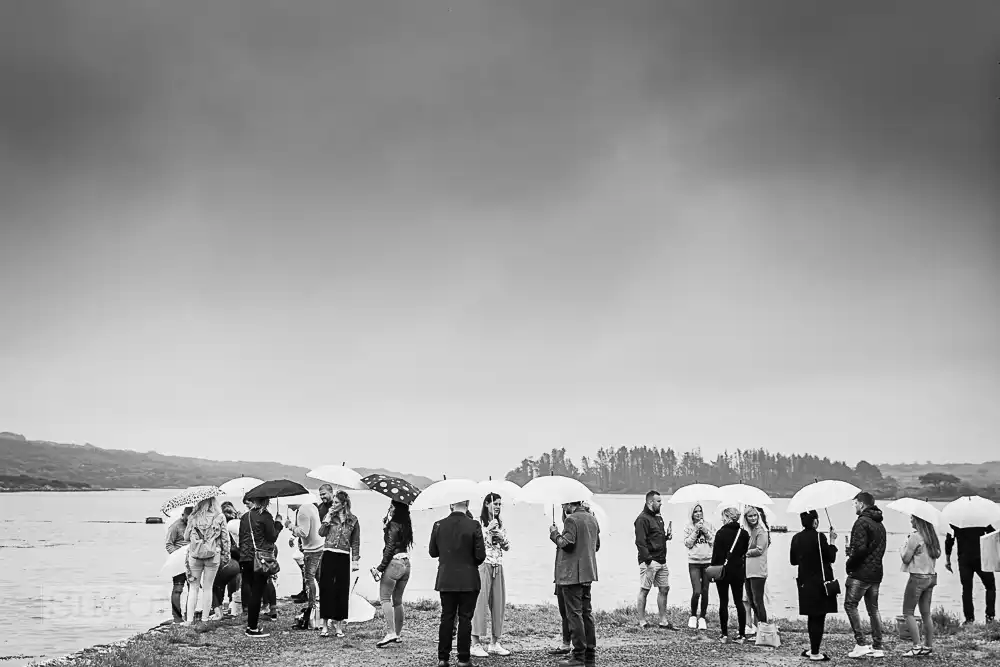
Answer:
[
  {"xmin": 361, "ymin": 474, "xmax": 421, "ymax": 505},
  {"xmin": 244, "ymin": 479, "xmax": 309, "ymax": 500}
]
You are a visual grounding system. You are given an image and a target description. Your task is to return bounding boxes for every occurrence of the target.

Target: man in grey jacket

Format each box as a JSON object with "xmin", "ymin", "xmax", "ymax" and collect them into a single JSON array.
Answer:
[{"xmin": 550, "ymin": 500, "xmax": 601, "ymax": 667}]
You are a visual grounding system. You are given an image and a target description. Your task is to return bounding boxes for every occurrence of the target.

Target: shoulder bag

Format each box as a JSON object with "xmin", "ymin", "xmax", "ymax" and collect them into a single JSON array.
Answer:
[
  {"xmin": 706, "ymin": 528, "xmax": 739, "ymax": 582},
  {"xmin": 250, "ymin": 514, "xmax": 281, "ymax": 576},
  {"xmin": 817, "ymin": 532, "xmax": 840, "ymax": 596}
]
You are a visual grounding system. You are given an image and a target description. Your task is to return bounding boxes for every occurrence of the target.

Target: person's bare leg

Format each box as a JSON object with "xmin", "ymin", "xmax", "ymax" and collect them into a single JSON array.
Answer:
[{"xmin": 637, "ymin": 588, "xmax": 651, "ymax": 626}]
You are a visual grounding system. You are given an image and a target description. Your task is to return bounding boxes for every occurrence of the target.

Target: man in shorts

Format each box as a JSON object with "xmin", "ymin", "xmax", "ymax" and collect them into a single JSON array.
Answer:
[{"xmin": 635, "ymin": 490, "xmax": 674, "ymax": 629}]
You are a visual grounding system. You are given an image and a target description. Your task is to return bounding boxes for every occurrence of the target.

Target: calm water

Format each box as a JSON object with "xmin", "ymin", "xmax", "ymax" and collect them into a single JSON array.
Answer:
[{"xmin": 0, "ymin": 490, "xmax": 976, "ymax": 665}]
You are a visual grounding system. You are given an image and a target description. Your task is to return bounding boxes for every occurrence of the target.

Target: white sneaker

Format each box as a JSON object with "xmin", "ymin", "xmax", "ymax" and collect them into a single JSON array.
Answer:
[
  {"xmin": 688, "ymin": 616, "xmax": 698, "ymax": 629},
  {"xmin": 489, "ymin": 643, "xmax": 511, "ymax": 656},
  {"xmin": 870, "ymin": 648, "xmax": 885, "ymax": 658},
  {"xmin": 470, "ymin": 644, "xmax": 489, "ymax": 658},
  {"xmin": 849, "ymin": 644, "xmax": 874, "ymax": 659},
  {"xmin": 745, "ymin": 624, "xmax": 757, "ymax": 636},
  {"xmin": 698, "ymin": 617, "xmax": 708, "ymax": 631}
]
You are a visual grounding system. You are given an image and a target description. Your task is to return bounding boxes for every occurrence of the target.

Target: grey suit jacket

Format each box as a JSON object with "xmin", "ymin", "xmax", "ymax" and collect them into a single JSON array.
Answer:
[{"xmin": 551, "ymin": 507, "xmax": 601, "ymax": 585}]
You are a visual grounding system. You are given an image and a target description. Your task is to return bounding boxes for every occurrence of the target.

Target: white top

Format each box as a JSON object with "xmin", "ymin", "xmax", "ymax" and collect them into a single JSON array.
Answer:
[{"xmin": 292, "ymin": 503, "xmax": 324, "ymax": 553}]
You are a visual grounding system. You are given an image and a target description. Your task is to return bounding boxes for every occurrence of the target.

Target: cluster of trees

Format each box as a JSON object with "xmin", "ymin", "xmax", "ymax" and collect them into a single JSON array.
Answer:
[
  {"xmin": 916, "ymin": 472, "xmax": 1000, "ymax": 501},
  {"xmin": 505, "ymin": 445, "xmax": 899, "ymax": 497}
]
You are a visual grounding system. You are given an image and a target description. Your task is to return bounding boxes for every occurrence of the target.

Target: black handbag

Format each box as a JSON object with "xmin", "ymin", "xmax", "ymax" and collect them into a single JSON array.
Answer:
[
  {"xmin": 250, "ymin": 515, "xmax": 281, "ymax": 576},
  {"xmin": 817, "ymin": 532, "xmax": 840, "ymax": 596},
  {"xmin": 707, "ymin": 529, "xmax": 739, "ymax": 582}
]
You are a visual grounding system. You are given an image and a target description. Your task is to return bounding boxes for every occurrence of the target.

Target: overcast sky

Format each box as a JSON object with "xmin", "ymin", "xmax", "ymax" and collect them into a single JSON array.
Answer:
[{"xmin": 1, "ymin": 1, "xmax": 998, "ymax": 480}]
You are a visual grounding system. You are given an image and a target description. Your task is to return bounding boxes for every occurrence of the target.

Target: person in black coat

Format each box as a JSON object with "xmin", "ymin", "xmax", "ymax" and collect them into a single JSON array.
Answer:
[
  {"xmin": 790, "ymin": 510, "xmax": 839, "ymax": 661},
  {"xmin": 430, "ymin": 500, "xmax": 487, "ymax": 667},
  {"xmin": 710, "ymin": 506, "xmax": 750, "ymax": 642}
]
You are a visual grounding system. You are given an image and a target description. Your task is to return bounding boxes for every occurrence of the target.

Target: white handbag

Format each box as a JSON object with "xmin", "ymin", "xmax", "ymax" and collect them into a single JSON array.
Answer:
[{"xmin": 755, "ymin": 622, "xmax": 781, "ymax": 648}]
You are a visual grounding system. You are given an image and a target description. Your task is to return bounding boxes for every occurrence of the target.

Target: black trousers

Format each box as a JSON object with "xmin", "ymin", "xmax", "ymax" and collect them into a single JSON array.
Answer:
[
  {"xmin": 959, "ymin": 561, "xmax": 996, "ymax": 621},
  {"xmin": 239, "ymin": 561, "xmax": 269, "ymax": 630},
  {"xmin": 319, "ymin": 551, "xmax": 350, "ymax": 621},
  {"xmin": 556, "ymin": 586, "xmax": 571, "ymax": 645},
  {"xmin": 717, "ymin": 579, "xmax": 747, "ymax": 637},
  {"xmin": 439, "ymin": 590, "xmax": 478, "ymax": 662},
  {"xmin": 170, "ymin": 574, "xmax": 186, "ymax": 621},
  {"xmin": 212, "ymin": 560, "xmax": 242, "ymax": 609},
  {"xmin": 808, "ymin": 614, "xmax": 826, "ymax": 655},
  {"xmin": 561, "ymin": 583, "xmax": 596, "ymax": 663},
  {"xmin": 745, "ymin": 577, "xmax": 768, "ymax": 623}
]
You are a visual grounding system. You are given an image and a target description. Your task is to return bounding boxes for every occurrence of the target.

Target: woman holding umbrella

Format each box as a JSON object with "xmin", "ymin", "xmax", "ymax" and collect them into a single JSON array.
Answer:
[
  {"xmin": 318, "ymin": 490, "xmax": 361, "ymax": 638},
  {"xmin": 790, "ymin": 510, "xmax": 839, "ymax": 661},
  {"xmin": 471, "ymin": 492, "xmax": 511, "ymax": 658},
  {"xmin": 373, "ymin": 500, "xmax": 414, "ymax": 648},
  {"xmin": 239, "ymin": 497, "xmax": 283, "ymax": 638}
]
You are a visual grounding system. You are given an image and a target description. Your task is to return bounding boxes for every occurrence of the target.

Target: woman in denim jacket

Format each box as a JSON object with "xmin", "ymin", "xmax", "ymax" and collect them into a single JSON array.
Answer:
[{"xmin": 318, "ymin": 490, "xmax": 361, "ymax": 637}]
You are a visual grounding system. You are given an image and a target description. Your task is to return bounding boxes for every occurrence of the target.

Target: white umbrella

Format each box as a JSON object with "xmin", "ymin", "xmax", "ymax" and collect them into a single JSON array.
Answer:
[
  {"xmin": 227, "ymin": 518, "xmax": 241, "ymax": 542},
  {"xmin": 307, "ymin": 463, "xmax": 369, "ymax": 491},
  {"xmin": 667, "ymin": 483, "xmax": 721, "ymax": 505},
  {"xmin": 346, "ymin": 577, "xmax": 377, "ymax": 623},
  {"xmin": 282, "ymin": 491, "xmax": 320, "ymax": 507},
  {"xmin": 718, "ymin": 483, "xmax": 773, "ymax": 507},
  {"xmin": 519, "ymin": 475, "xmax": 594, "ymax": 506},
  {"xmin": 787, "ymin": 480, "xmax": 861, "ymax": 515},
  {"xmin": 160, "ymin": 545, "xmax": 189, "ymax": 578},
  {"xmin": 477, "ymin": 478, "xmax": 523, "ymax": 505},
  {"xmin": 411, "ymin": 478, "xmax": 481, "ymax": 511},
  {"xmin": 942, "ymin": 496, "xmax": 1000, "ymax": 529},
  {"xmin": 887, "ymin": 498, "xmax": 944, "ymax": 529},
  {"xmin": 218, "ymin": 476, "xmax": 265, "ymax": 498}
]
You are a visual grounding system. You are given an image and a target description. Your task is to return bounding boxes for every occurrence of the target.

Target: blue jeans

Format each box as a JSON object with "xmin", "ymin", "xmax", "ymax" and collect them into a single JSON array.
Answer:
[{"xmin": 844, "ymin": 578, "xmax": 883, "ymax": 649}]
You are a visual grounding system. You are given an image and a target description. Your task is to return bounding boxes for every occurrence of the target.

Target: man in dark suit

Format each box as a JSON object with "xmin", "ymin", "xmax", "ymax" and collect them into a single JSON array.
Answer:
[
  {"xmin": 430, "ymin": 499, "xmax": 487, "ymax": 667},
  {"xmin": 550, "ymin": 500, "xmax": 601, "ymax": 667}
]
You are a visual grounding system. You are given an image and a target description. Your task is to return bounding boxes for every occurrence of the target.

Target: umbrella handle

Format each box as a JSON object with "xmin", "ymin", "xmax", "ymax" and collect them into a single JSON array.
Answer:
[
  {"xmin": 824, "ymin": 508, "xmax": 834, "ymax": 531},
  {"xmin": 351, "ymin": 576, "xmax": 359, "ymax": 595}
]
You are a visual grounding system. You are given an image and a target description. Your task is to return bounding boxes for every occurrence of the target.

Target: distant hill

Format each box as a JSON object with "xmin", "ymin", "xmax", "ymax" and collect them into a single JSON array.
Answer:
[{"xmin": 0, "ymin": 432, "xmax": 434, "ymax": 491}]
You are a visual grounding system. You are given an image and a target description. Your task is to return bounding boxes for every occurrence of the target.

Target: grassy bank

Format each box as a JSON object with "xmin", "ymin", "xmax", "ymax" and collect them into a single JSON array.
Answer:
[{"xmin": 44, "ymin": 599, "xmax": 999, "ymax": 667}]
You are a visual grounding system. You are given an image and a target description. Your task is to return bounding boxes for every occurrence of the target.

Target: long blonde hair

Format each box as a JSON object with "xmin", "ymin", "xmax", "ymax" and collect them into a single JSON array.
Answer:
[
  {"xmin": 188, "ymin": 497, "xmax": 221, "ymax": 531},
  {"xmin": 913, "ymin": 516, "xmax": 941, "ymax": 559}
]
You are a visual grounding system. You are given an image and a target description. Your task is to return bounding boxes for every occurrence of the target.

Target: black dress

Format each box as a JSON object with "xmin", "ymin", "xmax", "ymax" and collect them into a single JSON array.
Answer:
[{"xmin": 790, "ymin": 528, "xmax": 839, "ymax": 615}]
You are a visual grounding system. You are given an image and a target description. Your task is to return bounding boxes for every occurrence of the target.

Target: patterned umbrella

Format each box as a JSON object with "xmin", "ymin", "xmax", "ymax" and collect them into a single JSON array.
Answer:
[
  {"xmin": 160, "ymin": 485, "xmax": 223, "ymax": 516},
  {"xmin": 361, "ymin": 473, "xmax": 421, "ymax": 505}
]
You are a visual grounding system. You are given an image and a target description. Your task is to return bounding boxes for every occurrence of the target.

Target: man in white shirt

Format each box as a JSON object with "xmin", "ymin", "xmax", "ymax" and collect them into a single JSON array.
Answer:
[{"xmin": 286, "ymin": 500, "xmax": 324, "ymax": 625}]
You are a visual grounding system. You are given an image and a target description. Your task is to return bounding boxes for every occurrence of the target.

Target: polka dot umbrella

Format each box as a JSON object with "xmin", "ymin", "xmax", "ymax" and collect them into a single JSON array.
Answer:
[{"xmin": 361, "ymin": 473, "xmax": 421, "ymax": 505}]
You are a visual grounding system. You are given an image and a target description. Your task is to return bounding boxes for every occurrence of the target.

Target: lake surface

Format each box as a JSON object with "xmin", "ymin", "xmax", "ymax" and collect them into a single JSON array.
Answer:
[{"xmin": 0, "ymin": 490, "xmax": 979, "ymax": 665}]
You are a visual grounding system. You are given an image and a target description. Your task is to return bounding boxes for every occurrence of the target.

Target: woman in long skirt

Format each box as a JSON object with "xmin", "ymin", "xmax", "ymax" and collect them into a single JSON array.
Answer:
[{"xmin": 318, "ymin": 490, "xmax": 361, "ymax": 637}]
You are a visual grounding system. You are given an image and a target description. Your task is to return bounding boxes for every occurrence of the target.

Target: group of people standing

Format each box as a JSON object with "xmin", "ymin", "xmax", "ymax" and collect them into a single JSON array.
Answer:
[
  {"xmin": 630, "ymin": 490, "xmax": 996, "ymax": 662},
  {"xmin": 164, "ymin": 485, "xmax": 997, "ymax": 665},
  {"xmin": 630, "ymin": 491, "xmax": 772, "ymax": 640}
]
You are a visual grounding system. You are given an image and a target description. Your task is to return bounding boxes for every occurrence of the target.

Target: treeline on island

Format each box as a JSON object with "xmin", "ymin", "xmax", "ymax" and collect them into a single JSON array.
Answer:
[{"xmin": 505, "ymin": 446, "xmax": 899, "ymax": 498}]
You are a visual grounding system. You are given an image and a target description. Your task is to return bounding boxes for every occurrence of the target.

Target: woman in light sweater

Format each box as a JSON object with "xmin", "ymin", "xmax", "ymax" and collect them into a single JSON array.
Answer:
[
  {"xmin": 900, "ymin": 515, "xmax": 940, "ymax": 657},
  {"xmin": 743, "ymin": 506, "xmax": 771, "ymax": 635},
  {"xmin": 683, "ymin": 503, "xmax": 715, "ymax": 630}
]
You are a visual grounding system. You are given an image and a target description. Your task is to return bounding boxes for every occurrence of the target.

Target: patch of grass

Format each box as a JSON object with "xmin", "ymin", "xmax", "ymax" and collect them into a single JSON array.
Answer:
[
  {"xmin": 931, "ymin": 606, "xmax": 964, "ymax": 636},
  {"xmin": 406, "ymin": 597, "xmax": 440, "ymax": 612}
]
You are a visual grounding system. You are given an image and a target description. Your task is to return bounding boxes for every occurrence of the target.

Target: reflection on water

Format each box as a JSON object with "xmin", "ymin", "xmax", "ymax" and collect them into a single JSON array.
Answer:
[{"xmin": 0, "ymin": 490, "xmax": 978, "ymax": 666}]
